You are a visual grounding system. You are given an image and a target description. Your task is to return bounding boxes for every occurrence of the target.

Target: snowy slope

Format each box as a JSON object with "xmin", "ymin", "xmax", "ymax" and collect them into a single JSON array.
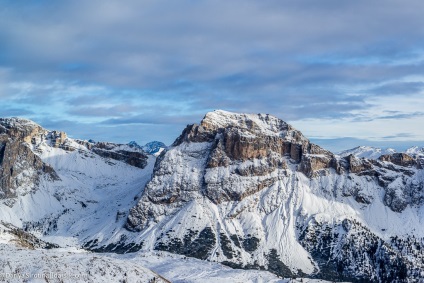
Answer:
[
  {"xmin": 0, "ymin": 242, "xmax": 337, "ymax": 283},
  {"xmin": 0, "ymin": 120, "xmax": 156, "ymax": 249},
  {"xmin": 0, "ymin": 223, "xmax": 326, "ymax": 283},
  {"xmin": 0, "ymin": 244, "xmax": 168, "ymax": 283},
  {"xmin": 405, "ymin": 146, "xmax": 424, "ymax": 157}
]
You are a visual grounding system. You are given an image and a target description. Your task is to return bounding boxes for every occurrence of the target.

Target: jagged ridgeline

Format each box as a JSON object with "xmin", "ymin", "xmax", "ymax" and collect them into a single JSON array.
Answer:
[
  {"xmin": 126, "ymin": 110, "xmax": 424, "ymax": 281},
  {"xmin": 0, "ymin": 112, "xmax": 423, "ymax": 282}
]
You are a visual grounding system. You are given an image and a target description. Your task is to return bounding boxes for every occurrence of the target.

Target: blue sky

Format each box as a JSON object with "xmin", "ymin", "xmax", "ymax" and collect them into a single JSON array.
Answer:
[{"xmin": 1, "ymin": 0, "xmax": 424, "ymax": 152}]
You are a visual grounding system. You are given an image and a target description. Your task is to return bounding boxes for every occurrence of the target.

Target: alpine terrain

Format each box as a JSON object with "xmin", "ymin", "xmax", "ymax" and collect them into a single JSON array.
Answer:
[{"xmin": 0, "ymin": 111, "xmax": 423, "ymax": 282}]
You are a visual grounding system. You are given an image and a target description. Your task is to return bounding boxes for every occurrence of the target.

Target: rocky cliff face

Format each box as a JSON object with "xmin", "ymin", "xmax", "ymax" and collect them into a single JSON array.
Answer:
[
  {"xmin": 0, "ymin": 118, "xmax": 58, "ymax": 199},
  {"xmin": 125, "ymin": 110, "xmax": 424, "ymax": 281},
  {"xmin": 90, "ymin": 142, "xmax": 148, "ymax": 169}
]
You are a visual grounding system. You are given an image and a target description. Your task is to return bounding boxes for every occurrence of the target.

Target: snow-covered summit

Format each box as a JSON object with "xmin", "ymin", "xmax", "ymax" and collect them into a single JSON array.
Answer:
[
  {"xmin": 0, "ymin": 117, "xmax": 42, "ymax": 129},
  {"xmin": 339, "ymin": 145, "xmax": 424, "ymax": 160},
  {"xmin": 128, "ymin": 141, "xmax": 166, "ymax": 155},
  {"xmin": 405, "ymin": 146, "xmax": 424, "ymax": 157},
  {"xmin": 200, "ymin": 110, "xmax": 307, "ymax": 141},
  {"xmin": 338, "ymin": 146, "xmax": 396, "ymax": 159}
]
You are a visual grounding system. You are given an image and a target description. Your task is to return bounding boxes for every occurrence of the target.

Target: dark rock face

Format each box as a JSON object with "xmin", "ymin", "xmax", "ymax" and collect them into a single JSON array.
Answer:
[
  {"xmin": 242, "ymin": 236, "xmax": 260, "ymax": 252},
  {"xmin": 379, "ymin": 153, "xmax": 416, "ymax": 167},
  {"xmin": 155, "ymin": 227, "xmax": 216, "ymax": 260},
  {"xmin": 298, "ymin": 219, "xmax": 413, "ymax": 282},
  {"xmin": 83, "ymin": 236, "xmax": 143, "ymax": 254},
  {"xmin": 220, "ymin": 233, "xmax": 235, "ymax": 259},
  {"xmin": 172, "ymin": 124, "xmax": 216, "ymax": 145},
  {"xmin": 142, "ymin": 141, "xmax": 166, "ymax": 155},
  {"xmin": 266, "ymin": 249, "xmax": 294, "ymax": 278},
  {"xmin": 50, "ymin": 131, "xmax": 68, "ymax": 148},
  {"xmin": 0, "ymin": 118, "xmax": 59, "ymax": 199},
  {"xmin": 1, "ymin": 222, "xmax": 59, "ymax": 249},
  {"xmin": 75, "ymin": 141, "xmax": 149, "ymax": 169},
  {"xmin": 92, "ymin": 148, "xmax": 148, "ymax": 169},
  {"xmin": 345, "ymin": 154, "xmax": 374, "ymax": 174},
  {"xmin": 336, "ymin": 153, "xmax": 423, "ymax": 212},
  {"xmin": 299, "ymin": 154, "xmax": 334, "ymax": 178}
]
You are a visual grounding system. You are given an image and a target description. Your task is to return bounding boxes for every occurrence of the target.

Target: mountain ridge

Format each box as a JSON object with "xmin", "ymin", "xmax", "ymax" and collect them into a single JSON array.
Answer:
[{"xmin": 0, "ymin": 111, "xmax": 423, "ymax": 282}]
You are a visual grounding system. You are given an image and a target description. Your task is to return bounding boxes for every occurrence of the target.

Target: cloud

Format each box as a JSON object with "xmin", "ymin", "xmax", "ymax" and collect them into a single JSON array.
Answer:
[
  {"xmin": 368, "ymin": 81, "xmax": 424, "ymax": 96},
  {"xmin": 100, "ymin": 113, "xmax": 202, "ymax": 126},
  {"xmin": 0, "ymin": 0, "xmax": 424, "ymax": 146},
  {"xmin": 381, "ymin": 133, "xmax": 416, "ymax": 139},
  {"xmin": 377, "ymin": 111, "xmax": 424, "ymax": 120},
  {"xmin": 2, "ymin": 0, "xmax": 424, "ymax": 89},
  {"xmin": 68, "ymin": 105, "xmax": 138, "ymax": 117},
  {"xmin": 0, "ymin": 108, "xmax": 34, "ymax": 117}
]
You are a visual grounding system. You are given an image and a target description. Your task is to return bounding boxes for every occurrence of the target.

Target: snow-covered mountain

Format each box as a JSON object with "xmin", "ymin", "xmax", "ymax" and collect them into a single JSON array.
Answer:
[
  {"xmin": 128, "ymin": 140, "xmax": 167, "ymax": 156},
  {"xmin": 124, "ymin": 111, "xmax": 424, "ymax": 281},
  {"xmin": 0, "ymin": 112, "xmax": 424, "ymax": 282},
  {"xmin": 406, "ymin": 146, "xmax": 424, "ymax": 158},
  {"xmin": 0, "ymin": 116, "xmax": 295, "ymax": 282},
  {"xmin": 338, "ymin": 146, "xmax": 397, "ymax": 159},
  {"xmin": 338, "ymin": 145, "xmax": 424, "ymax": 161}
]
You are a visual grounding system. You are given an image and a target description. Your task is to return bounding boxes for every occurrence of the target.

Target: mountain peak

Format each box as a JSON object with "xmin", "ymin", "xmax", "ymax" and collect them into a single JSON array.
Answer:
[
  {"xmin": 173, "ymin": 110, "xmax": 311, "ymax": 149},
  {"xmin": 127, "ymin": 141, "xmax": 141, "ymax": 148},
  {"xmin": 201, "ymin": 110, "xmax": 294, "ymax": 138},
  {"xmin": 0, "ymin": 117, "xmax": 42, "ymax": 131},
  {"xmin": 0, "ymin": 117, "xmax": 47, "ymax": 144}
]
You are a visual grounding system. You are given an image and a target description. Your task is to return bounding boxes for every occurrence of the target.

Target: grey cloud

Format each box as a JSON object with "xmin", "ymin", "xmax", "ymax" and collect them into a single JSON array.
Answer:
[
  {"xmin": 101, "ymin": 113, "xmax": 203, "ymax": 126},
  {"xmin": 1, "ymin": 0, "xmax": 424, "ymax": 145},
  {"xmin": 69, "ymin": 105, "xmax": 138, "ymax": 117},
  {"xmin": 1, "ymin": 0, "xmax": 424, "ymax": 89},
  {"xmin": 382, "ymin": 133, "xmax": 416, "ymax": 139},
  {"xmin": 368, "ymin": 81, "xmax": 424, "ymax": 96},
  {"xmin": 377, "ymin": 112, "xmax": 424, "ymax": 120},
  {"xmin": 0, "ymin": 108, "xmax": 34, "ymax": 117},
  {"xmin": 351, "ymin": 111, "xmax": 424, "ymax": 123}
]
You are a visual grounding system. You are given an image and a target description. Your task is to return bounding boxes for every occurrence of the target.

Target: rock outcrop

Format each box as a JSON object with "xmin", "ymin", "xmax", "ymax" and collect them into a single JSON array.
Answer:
[
  {"xmin": 91, "ymin": 142, "xmax": 148, "ymax": 169},
  {"xmin": 379, "ymin": 152, "xmax": 416, "ymax": 167},
  {"xmin": 0, "ymin": 118, "xmax": 59, "ymax": 199}
]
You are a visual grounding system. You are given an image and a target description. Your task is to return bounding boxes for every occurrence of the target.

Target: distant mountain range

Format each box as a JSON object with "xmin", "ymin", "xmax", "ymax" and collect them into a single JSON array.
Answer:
[
  {"xmin": 338, "ymin": 145, "xmax": 424, "ymax": 160},
  {"xmin": 0, "ymin": 111, "xmax": 423, "ymax": 282},
  {"xmin": 128, "ymin": 140, "xmax": 167, "ymax": 155}
]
